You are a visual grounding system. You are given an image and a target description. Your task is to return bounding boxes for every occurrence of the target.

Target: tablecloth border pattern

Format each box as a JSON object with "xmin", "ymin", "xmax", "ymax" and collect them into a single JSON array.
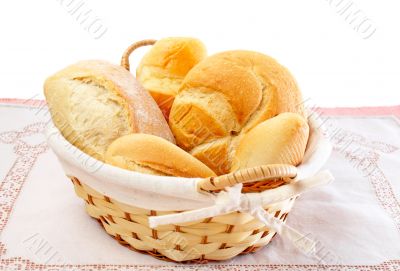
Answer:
[{"xmin": 0, "ymin": 98, "xmax": 399, "ymax": 271}]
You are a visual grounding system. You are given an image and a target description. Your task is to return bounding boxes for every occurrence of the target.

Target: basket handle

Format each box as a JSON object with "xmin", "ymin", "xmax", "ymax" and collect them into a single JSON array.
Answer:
[
  {"xmin": 120, "ymin": 39, "xmax": 157, "ymax": 71},
  {"xmin": 198, "ymin": 164, "xmax": 297, "ymax": 191}
]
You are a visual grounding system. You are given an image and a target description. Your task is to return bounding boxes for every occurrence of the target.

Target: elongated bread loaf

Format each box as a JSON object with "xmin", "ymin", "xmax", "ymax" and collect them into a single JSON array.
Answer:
[
  {"xmin": 231, "ymin": 113, "xmax": 309, "ymax": 171},
  {"xmin": 136, "ymin": 37, "xmax": 207, "ymax": 117},
  {"xmin": 44, "ymin": 60, "xmax": 175, "ymax": 161},
  {"xmin": 105, "ymin": 134, "xmax": 216, "ymax": 178},
  {"xmin": 169, "ymin": 50, "xmax": 305, "ymax": 175}
]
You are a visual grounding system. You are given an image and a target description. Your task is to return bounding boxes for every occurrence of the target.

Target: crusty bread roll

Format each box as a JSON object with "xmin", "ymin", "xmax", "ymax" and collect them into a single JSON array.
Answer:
[
  {"xmin": 231, "ymin": 113, "xmax": 309, "ymax": 171},
  {"xmin": 105, "ymin": 134, "xmax": 216, "ymax": 178},
  {"xmin": 44, "ymin": 60, "xmax": 175, "ymax": 161},
  {"xmin": 136, "ymin": 37, "xmax": 207, "ymax": 117},
  {"xmin": 169, "ymin": 50, "xmax": 305, "ymax": 175}
]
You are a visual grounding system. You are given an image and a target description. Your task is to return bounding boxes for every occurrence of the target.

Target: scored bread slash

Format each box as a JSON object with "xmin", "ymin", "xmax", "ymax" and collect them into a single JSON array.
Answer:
[
  {"xmin": 169, "ymin": 50, "xmax": 306, "ymax": 175},
  {"xmin": 133, "ymin": 37, "xmax": 207, "ymax": 118},
  {"xmin": 42, "ymin": 37, "xmax": 332, "ymax": 263},
  {"xmin": 120, "ymin": 38, "xmax": 207, "ymax": 119},
  {"xmin": 44, "ymin": 60, "xmax": 175, "ymax": 162}
]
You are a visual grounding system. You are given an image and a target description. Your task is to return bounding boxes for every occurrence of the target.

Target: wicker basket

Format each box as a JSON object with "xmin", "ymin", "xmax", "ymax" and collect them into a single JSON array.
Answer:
[
  {"xmin": 45, "ymin": 40, "xmax": 333, "ymax": 263},
  {"xmin": 70, "ymin": 165, "xmax": 297, "ymax": 263},
  {"xmin": 47, "ymin": 120, "xmax": 330, "ymax": 263}
]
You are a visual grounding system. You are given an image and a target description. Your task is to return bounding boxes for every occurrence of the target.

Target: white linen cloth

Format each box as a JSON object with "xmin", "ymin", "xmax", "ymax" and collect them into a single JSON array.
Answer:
[
  {"xmin": 43, "ymin": 103, "xmax": 333, "ymax": 255},
  {"xmin": 0, "ymin": 99, "xmax": 399, "ymax": 271},
  {"xmin": 43, "ymin": 112, "xmax": 332, "ymax": 211}
]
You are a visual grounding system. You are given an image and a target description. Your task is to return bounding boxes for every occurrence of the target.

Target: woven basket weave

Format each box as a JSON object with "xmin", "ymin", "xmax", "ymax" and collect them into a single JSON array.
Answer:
[
  {"xmin": 50, "ymin": 40, "xmax": 324, "ymax": 263},
  {"xmin": 70, "ymin": 164, "xmax": 297, "ymax": 262}
]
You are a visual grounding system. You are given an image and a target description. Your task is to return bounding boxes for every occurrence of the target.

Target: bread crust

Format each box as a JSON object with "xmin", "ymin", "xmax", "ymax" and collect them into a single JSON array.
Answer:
[
  {"xmin": 105, "ymin": 134, "xmax": 216, "ymax": 178},
  {"xmin": 44, "ymin": 60, "xmax": 175, "ymax": 161},
  {"xmin": 137, "ymin": 37, "xmax": 207, "ymax": 116},
  {"xmin": 232, "ymin": 113, "xmax": 309, "ymax": 171},
  {"xmin": 169, "ymin": 51, "xmax": 305, "ymax": 174}
]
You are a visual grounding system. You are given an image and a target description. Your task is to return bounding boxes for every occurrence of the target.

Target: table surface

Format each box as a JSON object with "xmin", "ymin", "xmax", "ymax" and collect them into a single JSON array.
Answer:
[
  {"xmin": 0, "ymin": 99, "xmax": 399, "ymax": 270},
  {"xmin": 1, "ymin": 0, "xmax": 399, "ymax": 106}
]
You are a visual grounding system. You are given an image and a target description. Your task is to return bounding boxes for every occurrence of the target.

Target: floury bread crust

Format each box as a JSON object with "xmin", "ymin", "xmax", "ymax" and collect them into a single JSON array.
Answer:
[
  {"xmin": 44, "ymin": 60, "xmax": 175, "ymax": 161},
  {"xmin": 136, "ymin": 37, "xmax": 207, "ymax": 117},
  {"xmin": 169, "ymin": 50, "xmax": 305, "ymax": 175},
  {"xmin": 105, "ymin": 134, "xmax": 216, "ymax": 178}
]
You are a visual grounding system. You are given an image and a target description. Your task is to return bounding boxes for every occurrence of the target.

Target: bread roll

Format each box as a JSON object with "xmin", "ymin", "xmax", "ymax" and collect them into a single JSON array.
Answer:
[
  {"xmin": 169, "ymin": 50, "xmax": 304, "ymax": 175},
  {"xmin": 231, "ymin": 113, "xmax": 309, "ymax": 171},
  {"xmin": 136, "ymin": 37, "xmax": 207, "ymax": 117},
  {"xmin": 105, "ymin": 134, "xmax": 216, "ymax": 178},
  {"xmin": 44, "ymin": 60, "xmax": 175, "ymax": 161}
]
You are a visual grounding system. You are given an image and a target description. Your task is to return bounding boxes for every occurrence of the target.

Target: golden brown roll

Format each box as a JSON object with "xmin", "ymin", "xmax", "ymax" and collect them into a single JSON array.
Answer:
[
  {"xmin": 105, "ymin": 134, "xmax": 216, "ymax": 178},
  {"xmin": 136, "ymin": 37, "xmax": 207, "ymax": 117},
  {"xmin": 169, "ymin": 50, "xmax": 305, "ymax": 175},
  {"xmin": 231, "ymin": 112, "xmax": 309, "ymax": 171},
  {"xmin": 44, "ymin": 60, "xmax": 175, "ymax": 162}
]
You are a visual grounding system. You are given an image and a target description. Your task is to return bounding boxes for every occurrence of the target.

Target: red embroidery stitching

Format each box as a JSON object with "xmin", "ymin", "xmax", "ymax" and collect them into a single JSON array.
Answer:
[
  {"xmin": 329, "ymin": 127, "xmax": 400, "ymax": 232},
  {"xmin": 0, "ymin": 122, "xmax": 48, "ymax": 235},
  {"xmin": 0, "ymin": 257, "xmax": 399, "ymax": 271},
  {"xmin": 0, "ymin": 99, "xmax": 399, "ymax": 270}
]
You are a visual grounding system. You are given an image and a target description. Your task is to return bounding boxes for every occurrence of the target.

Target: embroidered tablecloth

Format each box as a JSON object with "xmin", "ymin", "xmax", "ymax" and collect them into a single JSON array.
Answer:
[{"xmin": 0, "ymin": 98, "xmax": 399, "ymax": 271}]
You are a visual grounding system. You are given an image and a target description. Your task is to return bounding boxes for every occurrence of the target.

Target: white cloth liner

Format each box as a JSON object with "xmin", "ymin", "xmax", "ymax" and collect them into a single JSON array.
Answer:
[
  {"xmin": 45, "ymin": 114, "xmax": 334, "ymax": 254},
  {"xmin": 149, "ymin": 170, "xmax": 334, "ymax": 255}
]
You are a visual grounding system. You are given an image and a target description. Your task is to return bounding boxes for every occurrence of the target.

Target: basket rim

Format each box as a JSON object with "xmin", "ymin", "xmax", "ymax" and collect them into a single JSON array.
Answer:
[{"xmin": 44, "ymin": 114, "xmax": 332, "ymax": 210}]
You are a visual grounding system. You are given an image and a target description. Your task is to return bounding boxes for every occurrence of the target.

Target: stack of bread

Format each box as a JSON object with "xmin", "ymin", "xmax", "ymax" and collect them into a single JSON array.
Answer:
[{"xmin": 44, "ymin": 37, "xmax": 308, "ymax": 182}]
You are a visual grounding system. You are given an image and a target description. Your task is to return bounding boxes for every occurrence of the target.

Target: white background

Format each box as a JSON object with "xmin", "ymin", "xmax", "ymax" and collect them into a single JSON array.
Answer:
[{"xmin": 0, "ymin": 0, "xmax": 399, "ymax": 106}]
